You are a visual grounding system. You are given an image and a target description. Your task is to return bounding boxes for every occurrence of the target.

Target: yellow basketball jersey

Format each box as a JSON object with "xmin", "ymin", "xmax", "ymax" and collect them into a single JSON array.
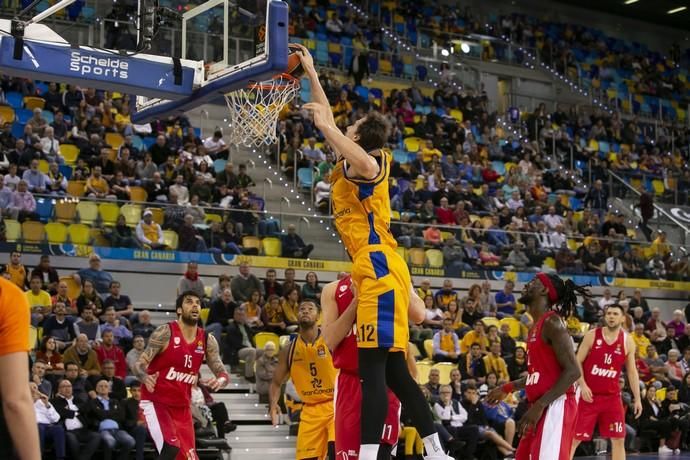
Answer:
[
  {"xmin": 330, "ymin": 150, "xmax": 397, "ymax": 257},
  {"xmin": 288, "ymin": 332, "xmax": 336, "ymax": 405}
]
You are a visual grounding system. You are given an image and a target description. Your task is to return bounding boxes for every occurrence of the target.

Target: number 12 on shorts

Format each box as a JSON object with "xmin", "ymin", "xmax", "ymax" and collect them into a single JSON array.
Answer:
[{"xmin": 358, "ymin": 324, "xmax": 375, "ymax": 343}]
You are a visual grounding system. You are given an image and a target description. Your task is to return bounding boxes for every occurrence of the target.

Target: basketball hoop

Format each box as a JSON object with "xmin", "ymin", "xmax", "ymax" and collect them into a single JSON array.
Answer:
[{"xmin": 224, "ymin": 73, "xmax": 300, "ymax": 148}]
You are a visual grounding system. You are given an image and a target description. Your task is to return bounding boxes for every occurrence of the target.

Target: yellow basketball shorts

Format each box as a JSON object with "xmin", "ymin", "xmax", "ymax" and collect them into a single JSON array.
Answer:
[
  {"xmin": 351, "ymin": 244, "xmax": 411, "ymax": 351},
  {"xmin": 296, "ymin": 400, "xmax": 335, "ymax": 460}
]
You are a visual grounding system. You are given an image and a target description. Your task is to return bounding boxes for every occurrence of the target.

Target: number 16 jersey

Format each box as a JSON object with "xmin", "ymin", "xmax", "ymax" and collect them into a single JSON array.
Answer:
[
  {"xmin": 140, "ymin": 321, "xmax": 206, "ymax": 407},
  {"xmin": 582, "ymin": 327, "xmax": 627, "ymax": 395}
]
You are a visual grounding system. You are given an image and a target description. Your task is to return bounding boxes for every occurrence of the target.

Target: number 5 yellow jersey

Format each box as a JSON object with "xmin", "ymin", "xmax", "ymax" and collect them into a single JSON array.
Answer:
[
  {"xmin": 287, "ymin": 332, "xmax": 336, "ymax": 405},
  {"xmin": 330, "ymin": 149, "xmax": 397, "ymax": 257}
]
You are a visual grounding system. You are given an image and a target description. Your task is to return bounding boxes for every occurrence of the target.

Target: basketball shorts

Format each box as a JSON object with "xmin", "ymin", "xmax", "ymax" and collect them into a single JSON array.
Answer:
[
  {"xmin": 575, "ymin": 393, "xmax": 625, "ymax": 440},
  {"xmin": 351, "ymin": 244, "xmax": 411, "ymax": 351},
  {"xmin": 334, "ymin": 370, "xmax": 401, "ymax": 458},
  {"xmin": 515, "ymin": 393, "xmax": 578, "ymax": 460},
  {"xmin": 140, "ymin": 400, "xmax": 197, "ymax": 460},
  {"xmin": 297, "ymin": 400, "xmax": 335, "ymax": 460}
]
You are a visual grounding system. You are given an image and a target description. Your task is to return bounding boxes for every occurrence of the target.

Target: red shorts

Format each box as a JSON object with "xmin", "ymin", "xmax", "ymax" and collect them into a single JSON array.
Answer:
[
  {"xmin": 516, "ymin": 392, "xmax": 578, "ymax": 460},
  {"xmin": 140, "ymin": 400, "xmax": 197, "ymax": 460},
  {"xmin": 334, "ymin": 370, "xmax": 401, "ymax": 459},
  {"xmin": 574, "ymin": 393, "xmax": 625, "ymax": 440}
]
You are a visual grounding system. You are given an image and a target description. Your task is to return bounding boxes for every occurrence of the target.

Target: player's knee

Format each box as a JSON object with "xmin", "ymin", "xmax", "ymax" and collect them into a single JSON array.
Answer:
[{"xmin": 158, "ymin": 442, "xmax": 180, "ymax": 460}]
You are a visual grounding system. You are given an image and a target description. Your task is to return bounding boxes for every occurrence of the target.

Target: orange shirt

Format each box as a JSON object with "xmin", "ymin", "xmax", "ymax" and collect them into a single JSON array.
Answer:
[{"xmin": 0, "ymin": 277, "xmax": 30, "ymax": 356}]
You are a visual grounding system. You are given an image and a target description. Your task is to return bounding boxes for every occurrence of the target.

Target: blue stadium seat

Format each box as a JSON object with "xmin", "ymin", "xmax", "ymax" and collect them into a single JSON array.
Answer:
[
  {"xmin": 6, "ymin": 92, "xmax": 23, "ymax": 110},
  {"xmin": 142, "ymin": 137, "xmax": 156, "ymax": 150},
  {"xmin": 11, "ymin": 122, "xmax": 24, "ymax": 139},
  {"xmin": 297, "ymin": 168, "xmax": 313, "ymax": 189},
  {"xmin": 213, "ymin": 159, "xmax": 226, "ymax": 173},
  {"xmin": 42, "ymin": 110, "xmax": 54, "ymax": 124},
  {"xmin": 131, "ymin": 135, "xmax": 144, "ymax": 151},
  {"xmin": 58, "ymin": 164, "xmax": 73, "ymax": 180},
  {"xmin": 16, "ymin": 108, "xmax": 33, "ymax": 124},
  {"xmin": 35, "ymin": 198, "xmax": 54, "ymax": 222},
  {"xmin": 393, "ymin": 150, "xmax": 409, "ymax": 164}
]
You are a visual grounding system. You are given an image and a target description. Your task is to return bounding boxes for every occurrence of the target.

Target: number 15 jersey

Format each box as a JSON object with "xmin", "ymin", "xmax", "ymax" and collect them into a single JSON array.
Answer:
[
  {"xmin": 140, "ymin": 321, "xmax": 206, "ymax": 407},
  {"xmin": 582, "ymin": 327, "xmax": 627, "ymax": 395}
]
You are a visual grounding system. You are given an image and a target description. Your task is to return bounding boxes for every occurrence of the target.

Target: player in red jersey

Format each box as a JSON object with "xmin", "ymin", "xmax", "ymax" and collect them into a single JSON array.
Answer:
[
  {"xmin": 487, "ymin": 273, "xmax": 587, "ymax": 460},
  {"xmin": 321, "ymin": 275, "xmax": 425, "ymax": 459},
  {"xmin": 571, "ymin": 304, "xmax": 642, "ymax": 460},
  {"xmin": 133, "ymin": 291, "xmax": 230, "ymax": 459}
]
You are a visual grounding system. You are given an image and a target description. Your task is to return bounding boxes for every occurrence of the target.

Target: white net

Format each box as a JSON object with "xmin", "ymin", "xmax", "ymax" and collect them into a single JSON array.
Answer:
[{"xmin": 224, "ymin": 74, "xmax": 300, "ymax": 148}]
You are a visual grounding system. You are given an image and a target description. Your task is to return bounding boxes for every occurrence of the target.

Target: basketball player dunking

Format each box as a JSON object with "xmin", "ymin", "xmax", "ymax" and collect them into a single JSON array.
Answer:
[
  {"xmin": 133, "ymin": 291, "xmax": 230, "ymax": 460},
  {"xmin": 295, "ymin": 43, "xmax": 447, "ymax": 460},
  {"xmin": 571, "ymin": 304, "xmax": 642, "ymax": 460},
  {"xmin": 321, "ymin": 274, "xmax": 426, "ymax": 459},
  {"xmin": 487, "ymin": 273, "xmax": 586, "ymax": 460}
]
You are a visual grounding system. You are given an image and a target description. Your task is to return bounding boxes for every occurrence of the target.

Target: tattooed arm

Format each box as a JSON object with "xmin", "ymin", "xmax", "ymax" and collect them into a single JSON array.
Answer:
[
  {"xmin": 132, "ymin": 324, "xmax": 170, "ymax": 392},
  {"xmin": 203, "ymin": 333, "xmax": 230, "ymax": 391}
]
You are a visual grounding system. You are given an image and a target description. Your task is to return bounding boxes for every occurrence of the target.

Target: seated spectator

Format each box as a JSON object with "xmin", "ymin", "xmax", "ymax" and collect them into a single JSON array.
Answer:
[
  {"xmin": 178, "ymin": 214, "xmax": 209, "ymax": 253},
  {"xmin": 103, "ymin": 281, "xmax": 134, "ymax": 320},
  {"xmin": 95, "ymin": 330, "xmax": 127, "ymax": 380},
  {"xmin": 495, "ymin": 281, "xmax": 516, "ymax": 318},
  {"xmin": 108, "ymin": 171, "xmax": 131, "ymax": 201},
  {"xmin": 460, "ymin": 321, "xmax": 489, "ymax": 355},
  {"xmin": 22, "ymin": 159, "xmax": 49, "ymax": 193},
  {"xmin": 76, "ymin": 279, "xmax": 104, "ymax": 317},
  {"xmin": 432, "ymin": 318, "xmax": 461, "ymax": 363},
  {"xmin": 301, "ymin": 271, "xmax": 322, "ymax": 302},
  {"xmin": 169, "ymin": 174, "xmax": 190, "ymax": 205},
  {"xmin": 31, "ymin": 255, "xmax": 59, "ymax": 294},
  {"xmin": 230, "ymin": 262, "xmax": 262, "ymax": 303},
  {"xmin": 100, "ymin": 307, "xmax": 133, "ymax": 348},
  {"xmin": 31, "ymin": 381, "xmax": 66, "ymax": 460},
  {"xmin": 145, "ymin": 171, "xmax": 169, "ymax": 202},
  {"xmin": 42, "ymin": 302, "xmax": 77, "ymax": 351},
  {"xmin": 41, "ymin": 127, "xmax": 62, "ymax": 164},
  {"xmin": 281, "ymin": 224, "xmax": 314, "ymax": 259},
  {"xmin": 255, "ymin": 342, "xmax": 279, "ymax": 402},
  {"xmin": 433, "ymin": 384, "xmax": 479, "ymax": 459},
  {"xmin": 177, "ymin": 261, "xmax": 205, "ymax": 298},
  {"xmin": 224, "ymin": 305, "xmax": 257, "ymax": 381},
  {"xmin": 461, "ymin": 343, "xmax": 488, "ymax": 384},
  {"xmin": 74, "ymin": 304, "xmax": 102, "ymax": 344},
  {"xmin": 26, "ymin": 274, "xmax": 53, "ymax": 326},
  {"xmin": 482, "ymin": 341, "xmax": 510, "ymax": 384},
  {"xmin": 89, "ymin": 359, "xmax": 127, "ymax": 402},
  {"xmin": 123, "ymin": 381, "xmax": 148, "ymax": 460},
  {"xmin": 209, "ymin": 274, "xmax": 233, "ymax": 301},
  {"xmin": 479, "ymin": 242, "xmax": 502, "ymax": 267},
  {"xmin": 63, "ymin": 334, "xmax": 101, "ymax": 377},
  {"xmin": 262, "ymin": 294, "xmax": 291, "ymax": 335},
  {"xmin": 203, "ymin": 130, "xmax": 229, "ymax": 158},
  {"xmin": 12, "ymin": 179, "xmax": 38, "ymax": 222},
  {"xmin": 32, "ymin": 359, "xmax": 53, "ymax": 397},
  {"xmin": 462, "ymin": 384, "xmax": 515, "ymax": 456},
  {"xmin": 125, "ymin": 336, "xmax": 145, "ymax": 384},
  {"xmin": 36, "ymin": 336, "xmax": 64, "ymax": 376},
  {"xmin": 132, "ymin": 310, "xmax": 156, "ymax": 340},
  {"xmin": 88, "ymin": 379, "xmax": 136, "ymax": 459},
  {"xmin": 640, "ymin": 383, "xmax": 677, "ymax": 454},
  {"xmin": 73, "ymin": 254, "xmax": 113, "ymax": 296},
  {"xmin": 206, "ymin": 288, "xmax": 236, "ymax": 346},
  {"xmin": 105, "ymin": 214, "xmax": 139, "ymax": 249},
  {"xmin": 85, "ymin": 166, "xmax": 115, "ymax": 199},
  {"xmin": 52, "ymin": 378, "xmax": 101, "ymax": 460}
]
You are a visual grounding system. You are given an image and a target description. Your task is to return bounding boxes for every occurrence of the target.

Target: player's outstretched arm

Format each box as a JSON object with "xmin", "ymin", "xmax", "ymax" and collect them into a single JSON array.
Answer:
[
  {"xmin": 625, "ymin": 335, "xmax": 642, "ymax": 417},
  {"xmin": 575, "ymin": 329, "xmax": 595, "ymax": 402},
  {"xmin": 486, "ymin": 376, "xmax": 527, "ymax": 404},
  {"xmin": 321, "ymin": 280, "xmax": 357, "ymax": 351},
  {"xmin": 292, "ymin": 44, "xmax": 329, "ymax": 108},
  {"xmin": 408, "ymin": 286, "xmax": 425, "ymax": 325},
  {"xmin": 132, "ymin": 323, "xmax": 170, "ymax": 391},
  {"xmin": 269, "ymin": 345, "xmax": 291, "ymax": 425},
  {"xmin": 203, "ymin": 334, "xmax": 230, "ymax": 391}
]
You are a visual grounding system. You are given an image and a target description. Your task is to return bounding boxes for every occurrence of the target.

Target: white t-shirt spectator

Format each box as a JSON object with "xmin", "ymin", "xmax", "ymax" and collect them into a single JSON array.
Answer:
[
  {"xmin": 598, "ymin": 296, "xmax": 616, "ymax": 310},
  {"xmin": 203, "ymin": 136, "xmax": 227, "ymax": 155},
  {"xmin": 314, "ymin": 179, "xmax": 330, "ymax": 204},
  {"xmin": 543, "ymin": 213, "xmax": 564, "ymax": 230}
]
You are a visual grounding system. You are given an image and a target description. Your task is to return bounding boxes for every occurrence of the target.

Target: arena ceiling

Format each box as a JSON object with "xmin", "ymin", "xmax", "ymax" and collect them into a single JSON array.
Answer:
[{"xmin": 556, "ymin": 0, "xmax": 690, "ymax": 32}]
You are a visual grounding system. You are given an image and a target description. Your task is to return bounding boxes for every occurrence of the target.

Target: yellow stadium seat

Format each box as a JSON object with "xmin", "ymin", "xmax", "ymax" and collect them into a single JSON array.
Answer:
[
  {"xmin": 66, "ymin": 180, "xmax": 85, "ymax": 197},
  {"xmin": 242, "ymin": 236, "xmax": 262, "ymax": 251},
  {"xmin": 580, "ymin": 323, "xmax": 591, "ymax": 334},
  {"xmin": 129, "ymin": 186, "xmax": 148, "ymax": 203},
  {"xmin": 425, "ymin": 249, "xmax": 444, "ymax": 268},
  {"xmin": 515, "ymin": 341, "xmax": 526, "ymax": 350},
  {"xmin": 651, "ymin": 179, "xmax": 665, "ymax": 196},
  {"xmin": 204, "ymin": 286, "xmax": 213, "ymax": 298},
  {"xmin": 67, "ymin": 223, "xmax": 91, "ymax": 245},
  {"xmin": 481, "ymin": 317, "xmax": 500, "ymax": 329},
  {"xmin": 408, "ymin": 342, "xmax": 422, "ymax": 360},
  {"xmin": 60, "ymin": 144, "xmax": 79, "ymax": 164},
  {"xmin": 481, "ymin": 216, "xmax": 493, "ymax": 228},
  {"xmin": 199, "ymin": 308, "xmax": 210, "ymax": 326},
  {"xmin": 627, "ymin": 228, "xmax": 637, "ymax": 239},
  {"xmin": 440, "ymin": 231, "xmax": 453, "ymax": 241},
  {"xmin": 544, "ymin": 257, "xmax": 556, "ymax": 269},
  {"xmin": 206, "ymin": 214, "xmax": 223, "ymax": 224},
  {"xmin": 403, "ymin": 126, "xmax": 415, "ymax": 136},
  {"xmin": 59, "ymin": 276, "xmax": 82, "ymax": 299},
  {"xmin": 120, "ymin": 203, "xmax": 142, "ymax": 227},
  {"xmin": 656, "ymin": 387, "xmax": 666, "ymax": 402},
  {"xmin": 450, "ymin": 109, "xmax": 463, "ymax": 122},
  {"xmin": 148, "ymin": 207, "xmax": 164, "ymax": 226},
  {"xmin": 567, "ymin": 239, "xmax": 579, "ymax": 251},
  {"xmin": 44, "ymin": 222, "xmax": 68, "ymax": 244},
  {"xmin": 404, "ymin": 137, "xmax": 421, "ymax": 153},
  {"xmin": 262, "ymin": 237, "xmax": 282, "ymax": 257},
  {"xmin": 76, "ymin": 200, "xmax": 99, "ymax": 225},
  {"xmin": 379, "ymin": 59, "xmax": 392, "ymax": 74},
  {"xmin": 29, "ymin": 326, "xmax": 37, "ymax": 349},
  {"xmin": 23, "ymin": 96, "xmax": 45, "ymax": 110},
  {"xmin": 22, "ymin": 221, "xmax": 45, "ymax": 243},
  {"xmin": 55, "ymin": 200, "xmax": 77, "ymax": 223},
  {"xmin": 90, "ymin": 227, "xmax": 110, "ymax": 247},
  {"xmin": 409, "ymin": 248, "xmax": 426, "ymax": 266},
  {"xmin": 162, "ymin": 230, "xmax": 178, "ymax": 250},
  {"xmin": 5, "ymin": 219, "xmax": 20, "ymax": 242},
  {"xmin": 390, "ymin": 210, "xmax": 400, "ymax": 220},
  {"xmin": 416, "ymin": 361, "xmax": 432, "ymax": 385},
  {"xmin": 38, "ymin": 159, "xmax": 49, "ymax": 173},
  {"xmin": 279, "ymin": 335, "xmax": 291, "ymax": 349},
  {"xmin": 105, "ymin": 132, "xmax": 124, "ymax": 149},
  {"xmin": 423, "ymin": 339, "xmax": 433, "ymax": 360},
  {"xmin": 395, "ymin": 246, "xmax": 408, "ymax": 263},
  {"xmin": 433, "ymin": 362, "xmax": 455, "ymax": 385},
  {"xmin": 500, "ymin": 317, "xmax": 522, "ymax": 339},
  {"xmin": 98, "ymin": 202, "xmax": 120, "ymax": 226},
  {"xmin": 0, "ymin": 105, "xmax": 15, "ymax": 123},
  {"xmin": 255, "ymin": 332, "xmax": 280, "ymax": 350}
]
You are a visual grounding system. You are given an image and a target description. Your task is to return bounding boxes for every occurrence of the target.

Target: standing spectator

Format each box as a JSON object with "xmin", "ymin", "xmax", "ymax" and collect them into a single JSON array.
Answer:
[
  {"xmin": 95, "ymin": 330, "xmax": 127, "ymax": 380},
  {"xmin": 88, "ymin": 379, "xmax": 136, "ymax": 460},
  {"xmin": 494, "ymin": 281, "xmax": 516, "ymax": 318},
  {"xmin": 31, "ymin": 381, "xmax": 66, "ymax": 460},
  {"xmin": 177, "ymin": 261, "xmax": 205, "ymax": 298},
  {"xmin": 281, "ymin": 224, "xmax": 315, "ymax": 259},
  {"xmin": 230, "ymin": 262, "xmax": 262, "ymax": 303},
  {"xmin": 432, "ymin": 318, "xmax": 461, "ymax": 363},
  {"xmin": 63, "ymin": 334, "xmax": 101, "ymax": 377},
  {"xmin": 31, "ymin": 255, "xmax": 60, "ymax": 293},
  {"xmin": 73, "ymin": 254, "xmax": 114, "ymax": 296},
  {"xmin": 636, "ymin": 184, "xmax": 655, "ymax": 241},
  {"xmin": 224, "ymin": 305, "xmax": 257, "ymax": 381},
  {"xmin": 52, "ymin": 378, "xmax": 101, "ymax": 460}
]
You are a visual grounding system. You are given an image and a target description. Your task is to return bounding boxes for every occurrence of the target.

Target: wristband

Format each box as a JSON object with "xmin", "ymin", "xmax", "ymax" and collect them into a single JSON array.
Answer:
[
  {"xmin": 218, "ymin": 372, "xmax": 230, "ymax": 384},
  {"xmin": 501, "ymin": 382, "xmax": 514, "ymax": 394}
]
